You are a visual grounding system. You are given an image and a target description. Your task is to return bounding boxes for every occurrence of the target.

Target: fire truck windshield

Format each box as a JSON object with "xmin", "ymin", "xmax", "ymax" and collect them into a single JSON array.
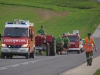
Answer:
[
  {"xmin": 4, "ymin": 27, "xmax": 28, "ymax": 37},
  {"xmin": 68, "ymin": 36, "xmax": 79, "ymax": 42}
]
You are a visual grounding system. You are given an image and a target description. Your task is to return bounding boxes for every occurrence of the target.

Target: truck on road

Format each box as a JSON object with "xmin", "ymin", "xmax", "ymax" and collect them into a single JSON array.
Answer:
[
  {"xmin": 67, "ymin": 30, "xmax": 84, "ymax": 54},
  {"xmin": 0, "ymin": 19, "xmax": 35, "ymax": 59}
]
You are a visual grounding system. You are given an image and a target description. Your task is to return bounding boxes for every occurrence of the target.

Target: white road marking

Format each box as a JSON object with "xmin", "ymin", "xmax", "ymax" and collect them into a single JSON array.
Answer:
[
  {"xmin": 0, "ymin": 59, "xmax": 42, "ymax": 71},
  {"xmin": 10, "ymin": 64, "xmax": 20, "ymax": 67},
  {"xmin": 21, "ymin": 62, "xmax": 30, "ymax": 65},
  {"xmin": 0, "ymin": 55, "xmax": 61, "ymax": 71},
  {"xmin": 0, "ymin": 67, "xmax": 7, "ymax": 70},
  {"xmin": 29, "ymin": 61, "xmax": 38, "ymax": 63}
]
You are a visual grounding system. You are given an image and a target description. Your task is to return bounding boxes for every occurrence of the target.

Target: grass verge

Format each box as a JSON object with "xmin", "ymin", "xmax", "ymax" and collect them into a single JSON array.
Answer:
[{"xmin": 94, "ymin": 69, "xmax": 100, "ymax": 75}]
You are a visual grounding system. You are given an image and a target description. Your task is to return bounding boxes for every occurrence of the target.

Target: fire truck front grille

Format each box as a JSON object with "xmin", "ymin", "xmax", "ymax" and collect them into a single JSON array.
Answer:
[{"xmin": 7, "ymin": 45, "xmax": 22, "ymax": 48}]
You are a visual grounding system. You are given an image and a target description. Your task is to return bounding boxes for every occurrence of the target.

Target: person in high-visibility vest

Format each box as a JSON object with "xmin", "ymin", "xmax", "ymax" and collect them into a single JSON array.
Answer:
[{"xmin": 84, "ymin": 32, "xmax": 97, "ymax": 66}]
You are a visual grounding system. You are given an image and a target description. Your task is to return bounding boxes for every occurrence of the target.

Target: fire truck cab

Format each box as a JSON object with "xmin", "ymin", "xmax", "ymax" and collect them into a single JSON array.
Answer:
[
  {"xmin": 0, "ymin": 19, "xmax": 35, "ymax": 59},
  {"xmin": 67, "ymin": 30, "xmax": 84, "ymax": 54}
]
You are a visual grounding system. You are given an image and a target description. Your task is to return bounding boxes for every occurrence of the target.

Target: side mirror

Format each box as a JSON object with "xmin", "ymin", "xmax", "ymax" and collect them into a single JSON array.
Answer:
[{"xmin": 30, "ymin": 34, "xmax": 33, "ymax": 41}]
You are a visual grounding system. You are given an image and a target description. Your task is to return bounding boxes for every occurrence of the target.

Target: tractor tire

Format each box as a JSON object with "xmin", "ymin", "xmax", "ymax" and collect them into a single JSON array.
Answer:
[
  {"xmin": 1, "ymin": 53, "xmax": 5, "ymax": 58},
  {"xmin": 49, "ymin": 37, "xmax": 56, "ymax": 56},
  {"xmin": 46, "ymin": 46, "xmax": 50, "ymax": 56}
]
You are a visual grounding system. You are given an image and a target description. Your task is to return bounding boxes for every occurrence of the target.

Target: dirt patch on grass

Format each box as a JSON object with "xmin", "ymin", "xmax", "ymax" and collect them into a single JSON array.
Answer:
[
  {"xmin": 35, "ymin": 9, "xmax": 68, "ymax": 21},
  {"xmin": 2, "ymin": 5, "xmax": 68, "ymax": 22}
]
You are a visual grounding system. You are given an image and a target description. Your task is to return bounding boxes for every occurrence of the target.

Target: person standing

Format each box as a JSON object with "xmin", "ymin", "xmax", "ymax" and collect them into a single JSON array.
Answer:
[
  {"xmin": 56, "ymin": 35, "xmax": 63, "ymax": 55},
  {"xmin": 37, "ymin": 25, "xmax": 46, "ymax": 55},
  {"xmin": 63, "ymin": 35, "xmax": 70, "ymax": 54},
  {"xmin": 37, "ymin": 25, "xmax": 45, "ymax": 35},
  {"xmin": 84, "ymin": 32, "xmax": 97, "ymax": 66}
]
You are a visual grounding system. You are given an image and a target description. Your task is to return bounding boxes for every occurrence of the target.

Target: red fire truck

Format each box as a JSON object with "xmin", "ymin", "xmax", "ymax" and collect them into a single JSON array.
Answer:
[
  {"xmin": 67, "ymin": 30, "xmax": 84, "ymax": 54},
  {"xmin": 0, "ymin": 19, "xmax": 35, "ymax": 59}
]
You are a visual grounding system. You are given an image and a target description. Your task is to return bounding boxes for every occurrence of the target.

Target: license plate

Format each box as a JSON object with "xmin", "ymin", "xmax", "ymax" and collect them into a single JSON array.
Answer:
[
  {"xmin": 35, "ymin": 47, "xmax": 42, "ymax": 50},
  {"xmin": 10, "ymin": 50, "xmax": 18, "ymax": 52}
]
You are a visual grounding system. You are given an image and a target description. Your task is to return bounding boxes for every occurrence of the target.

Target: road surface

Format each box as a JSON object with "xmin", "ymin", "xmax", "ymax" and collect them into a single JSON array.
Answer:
[{"xmin": 0, "ymin": 38, "xmax": 100, "ymax": 75}]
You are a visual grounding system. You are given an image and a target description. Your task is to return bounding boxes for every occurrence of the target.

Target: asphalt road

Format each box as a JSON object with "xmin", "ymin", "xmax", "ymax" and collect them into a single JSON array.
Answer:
[
  {"xmin": 0, "ymin": 38, "xmax": 100, "ymax": 75},
  {"xmin": 96, "ymin": 0, "xmax": 100, "ymax": 2}
]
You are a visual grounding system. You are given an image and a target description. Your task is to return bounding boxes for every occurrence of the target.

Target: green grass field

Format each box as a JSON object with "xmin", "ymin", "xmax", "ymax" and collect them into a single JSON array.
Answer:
[
  {"xmin": 94, "ymin": 69, "xmax": 100, "ymax": 75},
  {"xmin": 0, "ymin": 0, "xmax": 100, "ymax": 38}
]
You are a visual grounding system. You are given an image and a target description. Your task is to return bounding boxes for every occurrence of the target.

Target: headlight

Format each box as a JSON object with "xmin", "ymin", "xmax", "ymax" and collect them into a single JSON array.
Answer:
[
  {"xmin": 21, "ymin": 44, "xmax": 28, "ymax": 48},
  {"xmin": 1, "ymin": 44, "xmax": 7, "ymax": 47}
]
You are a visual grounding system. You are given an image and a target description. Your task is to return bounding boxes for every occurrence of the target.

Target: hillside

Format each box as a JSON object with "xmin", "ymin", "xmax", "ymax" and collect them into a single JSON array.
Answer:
[{"xmin": 0, "ymin": 0, "xmax": 100, "ymax": 37}]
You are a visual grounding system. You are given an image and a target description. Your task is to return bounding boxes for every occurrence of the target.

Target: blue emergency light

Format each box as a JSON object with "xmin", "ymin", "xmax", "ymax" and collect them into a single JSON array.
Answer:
[
  {"xmin": 21, "ymin": 22, "xmax": 27, "ymax": 25},
  {"xmin": 7, "ymin": 22, "xmax": 13, "ymax": 24}
]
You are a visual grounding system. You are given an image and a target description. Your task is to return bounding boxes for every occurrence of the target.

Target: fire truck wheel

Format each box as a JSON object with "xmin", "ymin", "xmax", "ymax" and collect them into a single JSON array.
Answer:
[
  {"xmin": 1, "ymin": 53, "xmax": 5, "ymax": 58},
  {"xmin": 9, "ymin": 55, "xmax": 13, "ymax": 59},
  {"xmin": 77, "ymin": 50, "xmax": 81, "ymax": 54},
  {"xmin": 46, "ymin": 46, "xmax": 50, "ymax": 56},
  {"xmin": 49, "ymin": 37, "xmax": 56, "ymax": 56},
  {"xmin": 26, "ymin": 52, "xmax": 29, "ymax": 59},
  {"xmin": 6, "ymin": 55, "xmax": 10, "ymax": 58}
]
